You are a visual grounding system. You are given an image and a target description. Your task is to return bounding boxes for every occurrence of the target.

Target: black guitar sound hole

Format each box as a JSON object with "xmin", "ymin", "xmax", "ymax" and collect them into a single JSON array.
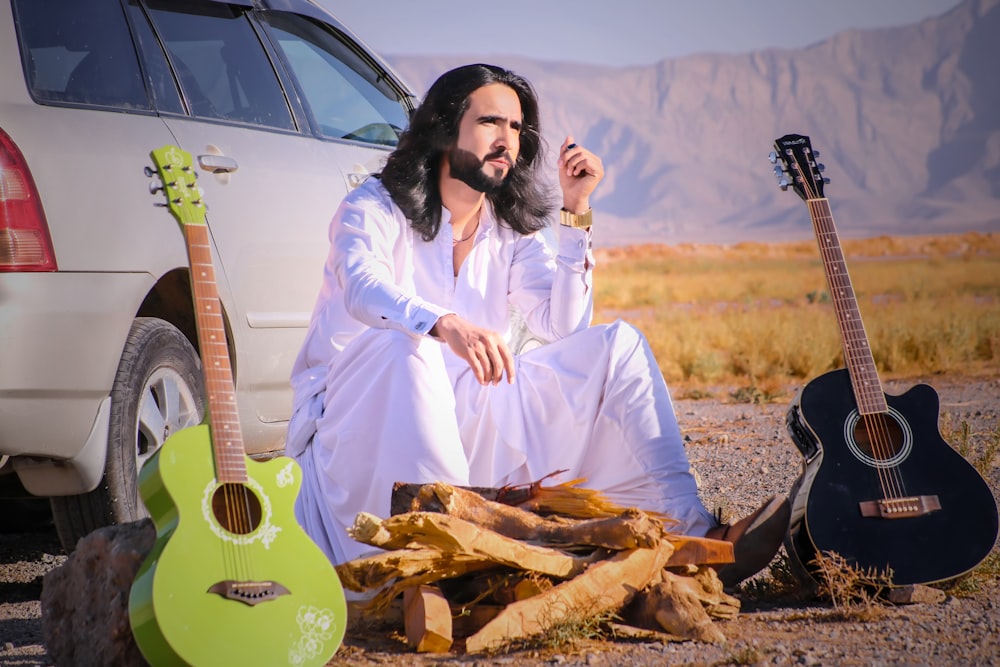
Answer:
[
  {"xmin": 845, "ymin": 408, "xmax": 912, "ymax": 468},
  {"xmin": 211, "ymin": 483, "xmax": 263, "ymax": 535}
]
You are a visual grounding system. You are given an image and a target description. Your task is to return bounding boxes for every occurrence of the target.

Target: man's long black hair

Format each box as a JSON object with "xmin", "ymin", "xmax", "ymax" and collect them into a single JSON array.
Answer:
[{"xmin": 380, "ymin": 63, "xmax": 553, "ymax": 242}]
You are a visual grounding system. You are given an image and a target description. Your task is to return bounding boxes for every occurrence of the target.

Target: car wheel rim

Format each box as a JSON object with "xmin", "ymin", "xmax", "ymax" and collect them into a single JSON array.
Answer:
[{"xmin": 136, "ymin": 366, "xmax": 202, "ymax": 470}]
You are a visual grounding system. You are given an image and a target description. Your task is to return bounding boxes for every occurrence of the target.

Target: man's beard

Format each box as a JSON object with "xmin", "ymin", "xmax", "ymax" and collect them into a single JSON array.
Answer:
[{"xmin": 447, "ymin": 148, "xmax": 513, "ymax": 194}]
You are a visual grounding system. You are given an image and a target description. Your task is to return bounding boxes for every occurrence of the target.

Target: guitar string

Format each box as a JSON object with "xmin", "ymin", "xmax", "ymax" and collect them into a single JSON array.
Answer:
[
  {"xmin": 188, "ymin": 230, "xmax": 246, "ymax": 582},
  {"xmin": 808, "ymin": 201, "xmax": 900, "ymax": 501},
  {"xmin": 806, "ymin": 168, "xmax": 909, "ymax": 501},
  {"xmin": 802, "ymin": 176, "xmax": 906, "ymax": 501},
  {"xmin": 190, "ymin": 223, "xmax": 259, "ymax": 583},
  {"xmin": 813, "ymin": 210, "xmax": 907, "ymax": 499},
  {"xmin": 794, "ymin": 152, "xmax": 907, "ymax": 501}
]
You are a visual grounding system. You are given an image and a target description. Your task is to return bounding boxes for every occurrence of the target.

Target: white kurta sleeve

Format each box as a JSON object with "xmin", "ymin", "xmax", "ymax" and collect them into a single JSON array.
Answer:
[
  {"xmin": 508, "ymin": 224, "xmax": 594, "ymax": 341},
  {"xmin": 332, "ymin": 193, "xmax": 452, "ymax": 337}
]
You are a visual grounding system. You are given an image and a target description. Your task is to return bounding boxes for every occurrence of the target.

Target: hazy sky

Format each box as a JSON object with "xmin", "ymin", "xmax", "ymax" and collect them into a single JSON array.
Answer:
[{"xmin": 321, "ymin": 0, "xmax": 964, "ymax": 67}]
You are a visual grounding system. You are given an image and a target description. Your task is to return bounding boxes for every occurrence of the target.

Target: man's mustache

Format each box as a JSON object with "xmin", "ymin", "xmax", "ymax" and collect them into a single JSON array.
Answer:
[{"xmin": 484, "ymin": 149, "xmax": 514, "ymax": 168}]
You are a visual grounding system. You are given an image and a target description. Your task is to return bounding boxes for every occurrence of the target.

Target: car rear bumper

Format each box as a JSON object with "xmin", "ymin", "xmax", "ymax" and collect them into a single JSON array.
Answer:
[{"xmin": 0, "ymin": 271, "xmax": 153, "ymax": 494}]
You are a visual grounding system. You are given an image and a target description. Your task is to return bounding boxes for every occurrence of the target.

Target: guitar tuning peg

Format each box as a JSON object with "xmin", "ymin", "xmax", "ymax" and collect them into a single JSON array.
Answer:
[
  {"xmin": 148, "ymin": 180, "xmax": 164, "ymax": 195},
  {"xmin": 153, "ymin": 202, "xmax": 167, "ymax": 208},
  {"xmin": 143, "ymin": 166, "xmax": 156, "ymax": 177},
  {"xmin": 777, "ymin": 178, "xmax": 789, "ymax": 191},
  {"xmin": 816, "ymin": 163, "xmax": 826, "ymax": 172},
  {"xmin": 773, "ymin": 165, "xmax": 783, "ymax": 177},
  {"xmin": 813, "ymin": 150, "xmax": 821, "ymax": 158},
  {"xmin": 822, "ymin": 177, "xmax": 831, "ymax": 185},
  {"xmin": 768, "ymin": 151, "xmax": 778, "ymax": 164}
]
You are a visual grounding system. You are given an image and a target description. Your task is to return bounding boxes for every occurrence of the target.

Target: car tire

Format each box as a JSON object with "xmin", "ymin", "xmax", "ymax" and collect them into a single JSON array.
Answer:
[{"xmin": 50, "ymin": 317, "xmax": 205, "ymax": 551}]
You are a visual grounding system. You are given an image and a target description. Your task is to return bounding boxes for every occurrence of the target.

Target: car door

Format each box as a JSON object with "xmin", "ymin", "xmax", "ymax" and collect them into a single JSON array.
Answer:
[{"xmin": 140, "ymin": 0, "xmax": 410, "ymax": 451}]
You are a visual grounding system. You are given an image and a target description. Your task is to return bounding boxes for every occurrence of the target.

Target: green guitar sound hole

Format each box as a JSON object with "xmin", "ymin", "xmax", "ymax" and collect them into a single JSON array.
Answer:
[{"xmin": 211, "ymin": 483, "xmax": 263, "ymax": 535}]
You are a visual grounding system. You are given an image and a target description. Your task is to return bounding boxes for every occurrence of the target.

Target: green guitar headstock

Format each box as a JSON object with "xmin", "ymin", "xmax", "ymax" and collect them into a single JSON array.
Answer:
[{"xmin": 147, "ymin": 145, "xmax": 205, "ymax": 227}]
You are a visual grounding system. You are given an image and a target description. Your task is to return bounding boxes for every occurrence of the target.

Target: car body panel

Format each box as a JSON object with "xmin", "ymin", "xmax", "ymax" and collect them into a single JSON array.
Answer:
[{"xmin": 0, "ymin": 0, "xmax": 413, "ymax": 497}]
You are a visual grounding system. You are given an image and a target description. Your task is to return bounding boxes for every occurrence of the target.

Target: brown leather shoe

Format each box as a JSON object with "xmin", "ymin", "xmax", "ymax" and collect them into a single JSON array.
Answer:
[{"xmin": 712, "ymin": 495, "xmax": 791, "ymax": 588}]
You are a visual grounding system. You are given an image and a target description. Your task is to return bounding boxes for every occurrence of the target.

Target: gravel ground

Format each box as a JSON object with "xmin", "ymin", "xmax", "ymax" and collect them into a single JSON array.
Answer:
[{"xmin": 1, "ymin": 376, "xmax": 997, "ymax": 666}]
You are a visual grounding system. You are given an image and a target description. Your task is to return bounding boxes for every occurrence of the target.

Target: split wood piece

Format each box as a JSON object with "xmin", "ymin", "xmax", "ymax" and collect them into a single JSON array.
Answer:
[
  {"xmin": 392, "ymin": 475, "xmax": 664, "ymax": 522},
  {"xmin": 391, "ymin": 481, "xmax": 534, "ymax": 515},
  {"xmin": 491, "ymin": 574, "xmax": 553, "ymax": 606},
  {"xmin": 623, "ymin": 566, "xmax": 739, "ymax": 644},
  {"xmin": 346, "ymin": 512, "xmax": 599, "ymax": 611},
  {"xmin": 348, "ymin": 511, "xmax": 594, "ymax": 579},
  {"xmin": 664, "ymin": 535, "xmax": 735, "ymax": 567},
  {"xmin": 403, "ymin": 585, "xmax": 453, "ymax": 653},
  {"xmin": 514, "ymin": 480, "xmax": 674, "ymax": 524},
  {"xmin": 436, "ymin": 571, "xmax": 555, "ymax": 613},
  {"xmin": 464, "ymin": 540, "xmax": 675, "ymax": 654},
  {"xmin": 396, "ymin": 481, "xmax": 667, "ymax": 549},
  {"xmin": 335, "ymin": 547, "xmax": 497, "ymax": 593}
]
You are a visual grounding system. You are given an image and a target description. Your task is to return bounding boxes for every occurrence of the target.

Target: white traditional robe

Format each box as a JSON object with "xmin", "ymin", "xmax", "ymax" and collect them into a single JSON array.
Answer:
[{"xmin": 287, "ymin": 179, "xmax": 714, "ymax": 565}]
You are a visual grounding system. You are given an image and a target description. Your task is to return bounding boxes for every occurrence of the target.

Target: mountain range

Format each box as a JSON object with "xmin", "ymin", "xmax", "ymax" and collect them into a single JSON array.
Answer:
[{"xmin": 386, "ymin": 0, "xmax": 1000, "ymax": 246}]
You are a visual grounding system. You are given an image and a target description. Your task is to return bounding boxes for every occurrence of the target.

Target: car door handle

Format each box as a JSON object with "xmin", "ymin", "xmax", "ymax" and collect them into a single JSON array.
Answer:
[{"xmin": 197, "ymin": 154, "xmax": 239, "ymax": 174}]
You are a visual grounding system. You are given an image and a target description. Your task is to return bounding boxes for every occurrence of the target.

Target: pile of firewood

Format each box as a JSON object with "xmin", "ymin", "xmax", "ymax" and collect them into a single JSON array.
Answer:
[{"xmin": 334, "ymin": 478, "xmax": 740, "ymax": 653}]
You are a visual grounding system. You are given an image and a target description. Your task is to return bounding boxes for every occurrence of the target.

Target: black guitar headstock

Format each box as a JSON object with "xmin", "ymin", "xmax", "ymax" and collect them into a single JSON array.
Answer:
[{"xmin": 770, "ymin": 133, "xmax": 830, "ymax": 201}]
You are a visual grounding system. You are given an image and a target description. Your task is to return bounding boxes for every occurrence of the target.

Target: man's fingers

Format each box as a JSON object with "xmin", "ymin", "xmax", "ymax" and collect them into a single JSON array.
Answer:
[
  {"xmin": 484, "ymin": 341, "xmax": 510, "ymax": 385},
  {"xmin": 500, "ymin": 345, "xmax": 516, "ymax": 384}
]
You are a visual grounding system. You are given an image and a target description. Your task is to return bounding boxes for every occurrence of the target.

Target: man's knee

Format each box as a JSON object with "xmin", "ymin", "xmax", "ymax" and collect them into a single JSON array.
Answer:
[{"xmin": 603, "ymin": 318, "xmax": 648, "ymax": 352}]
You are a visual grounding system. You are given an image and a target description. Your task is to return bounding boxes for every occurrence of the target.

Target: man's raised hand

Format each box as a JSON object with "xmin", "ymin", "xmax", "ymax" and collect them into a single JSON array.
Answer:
[
  {"xmin": 557, "ymin": 135, "xmax": 604, "ymax": 214},
  {"xmin": 430, "ymin": 313, "xmax": 515, "ymax": 385}
]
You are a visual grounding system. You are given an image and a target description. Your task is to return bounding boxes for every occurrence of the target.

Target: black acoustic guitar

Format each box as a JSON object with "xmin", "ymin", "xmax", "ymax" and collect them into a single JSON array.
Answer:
[{"xmin": 772, "ymin": 133, "xmax": 998, "ymax": 586}]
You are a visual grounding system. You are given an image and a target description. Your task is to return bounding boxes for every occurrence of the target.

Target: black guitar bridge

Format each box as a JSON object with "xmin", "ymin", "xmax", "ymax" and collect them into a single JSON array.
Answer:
[
  {"xmin": 859, "ymin": 495, "xmax": 941, "ymax": 519},
  {"xmin": 208, "ymin": 580, "xmax": 291, "ymax": 606}
]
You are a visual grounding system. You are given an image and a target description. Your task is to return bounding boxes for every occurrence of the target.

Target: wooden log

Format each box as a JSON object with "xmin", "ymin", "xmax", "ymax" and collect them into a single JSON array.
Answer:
[
  {"xmin": 391, "ymin": 481, "xmax": 666, "ymax": 550},
  {"xmin": 622, "ymin": 566, "xmax": 739, "ymax": 643},
  {"xmin": 403, "ymin": 585, "xmax": 453, "ymax": 653},
  {"xmin": 391, "ymin": 481, "xmax": 534, "ymax": 515},
  {"xmin": 492, "ymin": 575, "xmax": 552, "ymax": 606},
  {"xmin": 335, "ymin": 548, "xmax": 497, "ymax": 592},
  {"xmin": 393, "ymin": 476, "xmax": 661, "ymax": 523},
  {"xmin": 664, "ymin": 535, "xmax": 735, "ymax": 567},
  {"xmin": 673, "ymin": 566, "xmax": 740, "ymax": 621},
  {"xmin": 347, "ymin": 512, "xmax": 594, "ymax": 579},
  {"xmin": 464, "ymin": 540, "xmax": 675, "ymax": 654}
]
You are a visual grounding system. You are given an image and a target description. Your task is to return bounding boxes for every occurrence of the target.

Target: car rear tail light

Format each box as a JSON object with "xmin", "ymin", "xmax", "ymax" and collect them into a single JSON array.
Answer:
[{"xmin": 0, "ymin": 128, "xmax": 56, "ymax": 271}]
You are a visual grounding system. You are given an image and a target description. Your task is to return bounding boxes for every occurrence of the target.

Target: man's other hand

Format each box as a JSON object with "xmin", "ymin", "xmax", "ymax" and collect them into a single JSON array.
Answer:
[{"xmin": 431, "ymin": 314, "xmax": 515, "ymax": 385}]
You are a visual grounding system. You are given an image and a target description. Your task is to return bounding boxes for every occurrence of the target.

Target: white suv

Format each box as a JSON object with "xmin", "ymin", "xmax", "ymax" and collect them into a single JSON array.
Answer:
[{"xmin": 0, "ymin": 0, "xmax": 414, "ymax": 550}]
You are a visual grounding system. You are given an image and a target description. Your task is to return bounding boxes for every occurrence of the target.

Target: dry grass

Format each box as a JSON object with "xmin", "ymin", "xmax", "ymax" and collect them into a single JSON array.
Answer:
[
  {"xmin": 593, "ymin": 231, "xmax": 1000, "ymax": 393},
  {"xmin": 809, "ymin": 550, "xmax": 894, "ymax": 616}
]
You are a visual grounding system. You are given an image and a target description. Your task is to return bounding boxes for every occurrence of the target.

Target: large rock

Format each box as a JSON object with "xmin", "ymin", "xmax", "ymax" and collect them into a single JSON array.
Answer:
[{"xmin": 41, "ymin": 519, "xmax": 154, "ymax": 667}]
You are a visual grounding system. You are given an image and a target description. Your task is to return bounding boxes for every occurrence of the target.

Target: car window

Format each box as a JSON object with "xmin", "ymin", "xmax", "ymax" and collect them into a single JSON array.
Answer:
[
  {"xmin": 13, "ymin": 0, "xmax": 149, "ymax": 110},
  {"xmin": 261, "ymin": 13, "xmax": 408, "ymax": 146},
  {"xmin": 144, "ymin": 0, "xmax": 295, "ymax": 130},
  {"xmin": 125, "ymin": 0, "xmax": 185, "ymax": 115}
]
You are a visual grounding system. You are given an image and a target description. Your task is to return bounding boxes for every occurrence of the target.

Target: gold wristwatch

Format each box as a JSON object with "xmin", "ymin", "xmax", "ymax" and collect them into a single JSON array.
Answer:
[{"xmin": 559, "ymin": 208, "xmax": 593, "ymax": 229}]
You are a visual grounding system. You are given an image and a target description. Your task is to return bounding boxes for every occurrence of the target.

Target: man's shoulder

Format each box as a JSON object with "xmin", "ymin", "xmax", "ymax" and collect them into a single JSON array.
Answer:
[
  {"xmin": 346, "ymin": 176, "xmax": 394, "ymax": 209},
  {"xmin": 336, "ymin": 177, "xmax": 407, "ymax": 234}
]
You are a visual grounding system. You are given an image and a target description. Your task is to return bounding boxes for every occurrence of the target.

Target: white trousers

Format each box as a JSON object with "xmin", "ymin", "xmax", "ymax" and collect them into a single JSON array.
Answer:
[{"xmin": 293, "ymin": 320, "xmax": 715, "ymax": 564}]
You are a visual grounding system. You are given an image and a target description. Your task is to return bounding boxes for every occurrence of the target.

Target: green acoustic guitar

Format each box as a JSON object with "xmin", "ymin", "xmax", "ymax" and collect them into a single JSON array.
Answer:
[{"xmin": 128, "ymin": 145, "xmax": 347, "ymax": 666}]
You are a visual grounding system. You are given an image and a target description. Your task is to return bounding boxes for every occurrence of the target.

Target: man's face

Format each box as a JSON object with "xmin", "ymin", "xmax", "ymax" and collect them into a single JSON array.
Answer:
[{"xmin": 447, "ymin": 83, "xmax": 523, "ymax": 194}]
